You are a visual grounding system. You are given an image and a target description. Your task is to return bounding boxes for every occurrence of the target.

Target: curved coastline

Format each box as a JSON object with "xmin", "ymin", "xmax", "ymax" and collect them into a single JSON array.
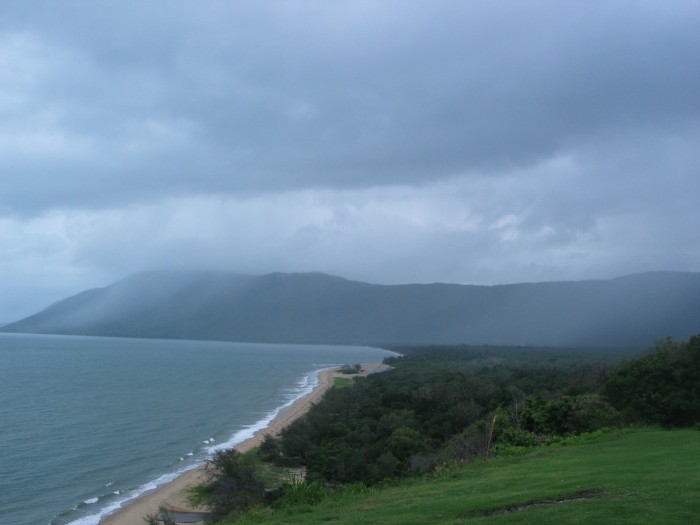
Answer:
[{"xmin": 90, "ymin": 363, "xmax": 389, "ymax": 525}]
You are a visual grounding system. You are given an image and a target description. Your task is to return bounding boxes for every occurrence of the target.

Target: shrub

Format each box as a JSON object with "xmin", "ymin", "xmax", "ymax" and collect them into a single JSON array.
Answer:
[
  {"xmin": 191, "ymin": 449, "xmax": 268, "ymax": 520},
  {"xmin": 604, "ymin": 335, "xmax": 700, "ymax": 427},
  {"xmin": 278, "ymin": 479, "xmax": 327, "ymax": 509}
]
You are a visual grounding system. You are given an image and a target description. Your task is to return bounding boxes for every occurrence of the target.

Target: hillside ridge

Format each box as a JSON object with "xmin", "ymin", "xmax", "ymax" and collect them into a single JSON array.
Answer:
[{"xmin": 2, "ymin": 270, "xmax": 699, "ymax": 347}]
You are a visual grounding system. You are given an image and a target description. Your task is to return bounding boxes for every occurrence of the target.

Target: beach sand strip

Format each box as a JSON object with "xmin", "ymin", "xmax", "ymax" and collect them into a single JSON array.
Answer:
[{"xmin": 99, "ymin": 363, "xmax": 390, "ymax": 525}]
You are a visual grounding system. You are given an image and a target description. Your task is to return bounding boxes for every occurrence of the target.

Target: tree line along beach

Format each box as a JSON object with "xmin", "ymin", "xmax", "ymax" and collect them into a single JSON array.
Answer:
[{"xmin": 98, "ymin": 364, "xmax": 390, "ymax": 525}]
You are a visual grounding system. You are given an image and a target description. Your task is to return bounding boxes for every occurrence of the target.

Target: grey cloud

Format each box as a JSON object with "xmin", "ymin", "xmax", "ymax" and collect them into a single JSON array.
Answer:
[
  {"xmin": 2, "ymin": 1, "xmax": 699, "ymax": 213},
  {"xmin": 1, "ymin": 1, "xmax": 700, "ymax": 320}
]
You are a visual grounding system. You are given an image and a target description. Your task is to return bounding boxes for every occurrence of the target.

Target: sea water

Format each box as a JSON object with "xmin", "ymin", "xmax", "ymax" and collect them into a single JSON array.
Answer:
[{"xmin": 0, "ymin": 333, "xmax": 393, "ymax": 525}]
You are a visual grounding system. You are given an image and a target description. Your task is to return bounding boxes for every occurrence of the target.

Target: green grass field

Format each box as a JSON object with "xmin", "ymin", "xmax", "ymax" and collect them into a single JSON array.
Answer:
[
  {"xmin": 228, "ymin": 429, "xmax": 699, "ymax": 524},
  {"xmin": 332, "ymin": 377, "xmax": 354, "ymax": 389}
]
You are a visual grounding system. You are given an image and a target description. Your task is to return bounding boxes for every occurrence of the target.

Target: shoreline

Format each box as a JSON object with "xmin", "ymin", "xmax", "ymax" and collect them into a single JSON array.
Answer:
[{"xmin": 97, "ymin": 363, "xmax": 389, "ymax": 525}]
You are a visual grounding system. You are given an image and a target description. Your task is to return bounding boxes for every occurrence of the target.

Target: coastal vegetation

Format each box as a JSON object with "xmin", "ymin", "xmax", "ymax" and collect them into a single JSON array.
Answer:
[
  {"xmin": 187, "ymin": 449, "xmax": 269, "ymax": 521},
  {"xmin": 604, "ymin": 335, "xmax": 700, "ymax": 426},
  {"xmin": 187, "ymin": 335, "xmax": 700, "ymax": 523},
  {"xmin": 226, "ymin": 429, "xmax": 700, "ymax": 525}
]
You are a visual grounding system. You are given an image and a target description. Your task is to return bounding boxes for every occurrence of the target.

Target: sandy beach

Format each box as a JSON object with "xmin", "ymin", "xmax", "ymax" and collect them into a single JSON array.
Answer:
[{"xmin": 99, "ymin": 363, "xmax": 389, "ymax": 525}]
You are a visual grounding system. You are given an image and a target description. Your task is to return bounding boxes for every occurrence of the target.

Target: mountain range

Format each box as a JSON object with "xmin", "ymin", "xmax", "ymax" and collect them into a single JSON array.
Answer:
[{"xmin": 2, "ymin": 270, "xmax": 699, "ymax": 348}]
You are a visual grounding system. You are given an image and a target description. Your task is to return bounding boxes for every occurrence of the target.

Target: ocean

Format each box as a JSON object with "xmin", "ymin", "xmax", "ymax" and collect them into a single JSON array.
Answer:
[{"xmin": 0, "ymin": 333, "xmax": 393, "ymax": 525}]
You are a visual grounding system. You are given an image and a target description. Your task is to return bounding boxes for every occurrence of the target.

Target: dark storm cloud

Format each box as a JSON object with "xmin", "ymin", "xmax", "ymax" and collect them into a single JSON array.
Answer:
[
  {"xmin": 1, "ymin": 1, "xmax": 700, "ymax": 321},
  {"xmin": 2, "ymin": 1, "xmax": 699, "ymax": 212}
]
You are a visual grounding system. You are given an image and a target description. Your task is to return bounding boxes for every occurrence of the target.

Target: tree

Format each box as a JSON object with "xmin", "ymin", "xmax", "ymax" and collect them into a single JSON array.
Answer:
[
  {"xmin": 191, "ymin": 449, "xmax": 267, "ymax": 520},
  {"xmin": 604, "ymin": 335, "xmax": 700, "ymax": 427},
  {"xmin": 259, "ymin": 433, "xmax": 281, "ymax": 461}
]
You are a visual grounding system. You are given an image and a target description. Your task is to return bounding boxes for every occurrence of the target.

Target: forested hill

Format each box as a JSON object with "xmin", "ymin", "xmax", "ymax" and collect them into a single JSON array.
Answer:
[{"xmin": 2, "ymin": 270, "xmax": 699, "ymax": 347}]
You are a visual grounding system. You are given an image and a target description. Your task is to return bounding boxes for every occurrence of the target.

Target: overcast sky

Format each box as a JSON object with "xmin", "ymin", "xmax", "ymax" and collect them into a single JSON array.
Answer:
[{"xmin": 1, "ymin": 1, "xmax": 699, "ymax": 321}]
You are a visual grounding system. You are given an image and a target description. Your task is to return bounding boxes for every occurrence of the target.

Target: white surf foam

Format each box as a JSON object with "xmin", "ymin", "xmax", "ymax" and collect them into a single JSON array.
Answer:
[
  {"xmin": 65, "ymin": 463, "xmax": 200, "ymax": 525},
  {"xmin": 205, "ymin": 366, "xmax": 330, "ymax": 455},
  {"xmin": 66, "ymin": 366, "xmax": 334, "ymax": 525}
]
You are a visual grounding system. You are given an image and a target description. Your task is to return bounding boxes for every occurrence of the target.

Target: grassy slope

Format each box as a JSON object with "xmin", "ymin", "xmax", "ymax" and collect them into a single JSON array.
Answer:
[{"xmin": 231, "ymin": 429, "xmax": 699, "ymax": 525}]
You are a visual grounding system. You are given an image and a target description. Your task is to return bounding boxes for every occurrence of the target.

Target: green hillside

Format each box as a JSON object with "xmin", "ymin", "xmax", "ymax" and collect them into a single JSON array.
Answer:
[
  {"xmin": 229, "ymin": 429, "xmax": 699, "ymax": 525},
  {"xmin": 183, "ymin": 338, "xmax": 699, "ymax": 525}
]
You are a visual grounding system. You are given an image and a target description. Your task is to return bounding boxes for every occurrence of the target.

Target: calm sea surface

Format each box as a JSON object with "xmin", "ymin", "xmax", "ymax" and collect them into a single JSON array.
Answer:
[{"xmin": 0, "ymin": 333, "xmax": 393, "ymax": 525}]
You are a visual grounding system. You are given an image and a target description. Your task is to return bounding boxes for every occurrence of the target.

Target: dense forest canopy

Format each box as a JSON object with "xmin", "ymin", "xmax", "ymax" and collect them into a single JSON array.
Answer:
[
  {"xmin": 194, "ymin": 337, "xmax": 700, "ymax": 522},
  {"xmin": 604, "ymin": 335, "xmax": 700, "ymax": 427},
  {"xmin": 263, "ymin": 339, "xmax": 699, "ymax": 486}
]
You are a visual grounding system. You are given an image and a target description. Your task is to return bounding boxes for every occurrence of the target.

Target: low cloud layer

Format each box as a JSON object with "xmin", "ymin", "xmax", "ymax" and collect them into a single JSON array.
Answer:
[{"xmin": 1, "ymin": 1, "xmax": 699, "ymax": 320}]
